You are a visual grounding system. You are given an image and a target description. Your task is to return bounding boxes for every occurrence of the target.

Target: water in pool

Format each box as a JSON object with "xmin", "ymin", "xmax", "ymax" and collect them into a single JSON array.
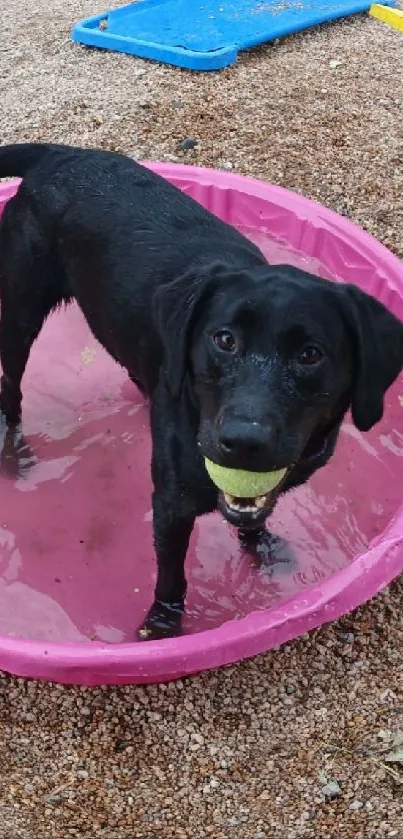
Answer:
[{"xmin": 0, "ymin": 230, "xmax": 402, "ymax": 642}]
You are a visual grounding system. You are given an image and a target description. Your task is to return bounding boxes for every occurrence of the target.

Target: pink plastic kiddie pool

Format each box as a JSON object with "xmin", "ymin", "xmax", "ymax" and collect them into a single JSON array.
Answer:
[{"xmin": 0, "ymin": 164, "xmax": 402, "ymax": 685}]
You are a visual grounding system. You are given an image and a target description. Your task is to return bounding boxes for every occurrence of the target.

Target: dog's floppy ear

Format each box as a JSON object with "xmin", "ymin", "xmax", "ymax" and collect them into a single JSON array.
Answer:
[
  {"xmin": 340, "ymin": 284, "xmax": 403, "ymax": 431},
  {"xmin": 153, "ymin": 263, "xmax": 222, "ymax": 398}
]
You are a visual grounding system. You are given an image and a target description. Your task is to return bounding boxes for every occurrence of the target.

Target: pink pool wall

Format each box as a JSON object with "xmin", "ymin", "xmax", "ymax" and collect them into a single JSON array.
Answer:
[{"xmin": 0, "ymin": 164, "xmax": 402, "ymax": 686}]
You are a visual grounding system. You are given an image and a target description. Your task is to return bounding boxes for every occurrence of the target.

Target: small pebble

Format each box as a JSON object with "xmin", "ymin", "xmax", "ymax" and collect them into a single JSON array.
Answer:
[
  {"xmin": 43, "ymin": 794, "xmax": 63, "ymax": 806},
  {"xmin": 322, "ymin": 780, "xmax": 342, "ymax": 799},
  {"xmin": 179, "ymin": 138, "xmax": 198, "ymax": 151},
  {"xmin": 189, "ymin": 743, "xmax": 201, "ymax": 752}
]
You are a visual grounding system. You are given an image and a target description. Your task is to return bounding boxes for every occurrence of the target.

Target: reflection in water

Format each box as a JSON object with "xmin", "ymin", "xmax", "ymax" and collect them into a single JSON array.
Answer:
[
  {"xmin": 0, "ymin": 580, "xmax": 88, "ymax": 642},
  {"xmin": 0, "ymin": 234, "xmax": 402, "ymax": 643}
]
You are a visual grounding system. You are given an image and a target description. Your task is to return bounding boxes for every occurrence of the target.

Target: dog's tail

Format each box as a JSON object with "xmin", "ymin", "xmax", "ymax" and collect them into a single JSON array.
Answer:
[{"xmin": 0, "ymin": 143, "xmax": 58, "ymax": 178}]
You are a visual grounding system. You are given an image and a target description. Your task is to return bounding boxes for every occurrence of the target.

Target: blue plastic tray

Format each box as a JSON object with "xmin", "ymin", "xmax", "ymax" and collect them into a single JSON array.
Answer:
[{"xmin": 72, "ymin": 0, "xmax": 395, "ymax": 71}]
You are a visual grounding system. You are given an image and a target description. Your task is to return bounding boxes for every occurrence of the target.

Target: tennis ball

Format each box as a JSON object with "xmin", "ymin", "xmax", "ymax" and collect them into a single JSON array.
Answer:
[{"xmin": 204, "ymin": 458, "xmax": 287, "ymax": 498}]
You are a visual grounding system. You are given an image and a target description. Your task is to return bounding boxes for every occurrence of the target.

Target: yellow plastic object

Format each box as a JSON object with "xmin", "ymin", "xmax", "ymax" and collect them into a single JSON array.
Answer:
[
  {"xmin": 204, "ymin": 458, "xmax": 287, "ymax": 498},
  {"xmin": 369, "ymin": 4, "xmax": 403, "ymax": 32}
]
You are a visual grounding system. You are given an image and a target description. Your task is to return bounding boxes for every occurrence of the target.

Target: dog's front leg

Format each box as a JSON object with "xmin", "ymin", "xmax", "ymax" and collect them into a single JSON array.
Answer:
[
  {"xmin": 137, "ymin": 492, "xmax": 194, "ymax": 641},
  {"xmin": 137, "ymin": 384, "xmax": 216, "ymax": 641}
]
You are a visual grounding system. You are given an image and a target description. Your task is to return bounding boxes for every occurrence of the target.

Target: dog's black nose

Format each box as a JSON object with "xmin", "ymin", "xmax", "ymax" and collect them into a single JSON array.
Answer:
[{"xmin": 219, "ymin": 421, "xmax": 272, "ymax": 461}]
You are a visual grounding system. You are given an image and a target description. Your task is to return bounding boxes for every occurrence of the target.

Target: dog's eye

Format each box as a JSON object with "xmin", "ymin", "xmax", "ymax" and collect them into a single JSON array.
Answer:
[
  {"xmin": 213, "ymin": 330, "xmax": 237, "ymax": 353},
  {"xmin": 298, "ymin": 346, "xmax": 323, "ymax": 366}
]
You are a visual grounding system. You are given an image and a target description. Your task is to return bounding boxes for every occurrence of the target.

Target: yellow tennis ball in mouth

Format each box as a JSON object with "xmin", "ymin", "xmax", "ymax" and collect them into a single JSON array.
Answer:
[{"xmin": 204, "ymin": 458, "xmax": 287, "ymax": 498}]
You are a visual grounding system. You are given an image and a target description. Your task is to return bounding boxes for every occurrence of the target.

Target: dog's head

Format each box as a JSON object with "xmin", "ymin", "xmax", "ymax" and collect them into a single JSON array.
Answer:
[{"xmin": 154, "ymin": 262, "xmax": 403, "ymax": 528}]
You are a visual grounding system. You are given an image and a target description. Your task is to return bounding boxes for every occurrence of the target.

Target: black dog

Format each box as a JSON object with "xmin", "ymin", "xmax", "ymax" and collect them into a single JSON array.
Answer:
[{"xmin": 0, "ymin": 143, "xmax": 402, "ymax": 639}]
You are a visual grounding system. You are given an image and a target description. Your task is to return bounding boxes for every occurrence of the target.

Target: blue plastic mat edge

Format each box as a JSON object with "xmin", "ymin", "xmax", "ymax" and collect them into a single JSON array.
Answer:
[{"xmin": 71, "ymin": 1, "xmax": 396, "ymax": 71}]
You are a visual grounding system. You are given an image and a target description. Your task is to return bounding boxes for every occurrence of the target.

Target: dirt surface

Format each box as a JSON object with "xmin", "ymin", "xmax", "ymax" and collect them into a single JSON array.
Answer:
[{"xmin": 0, "ymin": 2, "xmax": 403, "ymax": 838}]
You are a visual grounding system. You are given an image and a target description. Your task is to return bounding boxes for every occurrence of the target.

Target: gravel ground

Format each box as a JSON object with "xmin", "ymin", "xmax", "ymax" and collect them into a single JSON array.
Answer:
[{"xmin": 1, "ymin": 2, "xmax": 403, "ymax": 838}]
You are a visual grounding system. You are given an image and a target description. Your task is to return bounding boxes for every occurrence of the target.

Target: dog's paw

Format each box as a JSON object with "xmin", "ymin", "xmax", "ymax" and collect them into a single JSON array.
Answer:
[
  {"xmin": 137, "ymin": 600, "xmax": 184, "ymax": 641},
  {"xmin": 0, "ymin": 405, "xmax": 21, "ymax": 429},
  {"xmin": 239, "ymin": 528, "xmax": 296, "ymax": 572},
  {"xmin": 0, "ymin": 422, "xmax": 36, "ymax": 479}
]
